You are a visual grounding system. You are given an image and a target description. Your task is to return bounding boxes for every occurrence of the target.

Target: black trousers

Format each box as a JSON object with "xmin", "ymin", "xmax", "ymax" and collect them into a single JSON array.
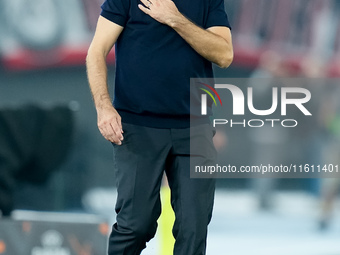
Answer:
[{"xmin": 108, "ymin": 123, "xmax": 217, "ymax": 255}]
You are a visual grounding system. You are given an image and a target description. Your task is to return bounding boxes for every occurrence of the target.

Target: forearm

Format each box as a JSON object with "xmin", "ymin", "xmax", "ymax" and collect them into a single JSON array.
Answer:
[
  {"xmin": 170, "ymin": 14, "xmax": 233, "ymax": 68},
  {"xmin": 86, "ymin": 48, "xmax": 123, "ymax": 144},
  {"xmin": 86, "ymin": 48, "xmax": 112, "ymax": 110},
  {"xmin": 138, "ymin": 0, "xmax": 233, "ymax": 68},
  {"xmin": 86, "ymin": 16, "xmax": 124, "ymax": 144}
]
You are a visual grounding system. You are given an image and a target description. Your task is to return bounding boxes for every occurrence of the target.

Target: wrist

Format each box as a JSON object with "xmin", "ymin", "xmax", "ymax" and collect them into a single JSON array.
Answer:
[
  {"xmin": 95, "ymin": 95, "xmax": 112, "ymax": 109},
  {"xmin": 167, "ymin": 11, "xmax": 185, "ymax": 28}
]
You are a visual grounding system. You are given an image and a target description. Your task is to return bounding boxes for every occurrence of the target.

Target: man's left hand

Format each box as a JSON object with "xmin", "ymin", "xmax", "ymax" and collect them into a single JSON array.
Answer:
[{"xmin": 138, "ymin": 0, "xmax": 182, "ymax": 27}]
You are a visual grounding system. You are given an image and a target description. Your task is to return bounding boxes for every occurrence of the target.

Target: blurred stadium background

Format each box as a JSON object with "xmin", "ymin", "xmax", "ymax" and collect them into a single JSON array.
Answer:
[{"xmin": 0, "ymin": 0, "xmax": 340, "ymax": 254}]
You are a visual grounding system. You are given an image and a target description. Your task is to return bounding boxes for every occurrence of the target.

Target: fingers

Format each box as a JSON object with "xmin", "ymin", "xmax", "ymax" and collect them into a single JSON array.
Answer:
[
  {"xmin": 111, "ymin": 117, "xmax": 124, "ymax": 143},
  {"xmin": 99, "ymin": 125, "xmax": 121, "ymax": 145},
  {"xmin": 138, "ymin": 0, "xmax": 178, "ymax": 25},
  {"xmin": 116, "ymin": 115, "xmax": 123, "ymax": 133},
  {"xmin": 138, "ymin": 3, "xmax": 150, "ymax": 14},
  {"xmin": 138, "ymin": 0, "xmax": 153, "ymax": 14},
  {"xmin": 140, "ymin": 0, "xmax": 151, "ymax": 7}
]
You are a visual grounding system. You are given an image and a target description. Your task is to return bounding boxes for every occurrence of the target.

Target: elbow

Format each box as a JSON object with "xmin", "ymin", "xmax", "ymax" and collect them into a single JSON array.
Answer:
[
  {"xmin": 85, "ymin": 53, "xmax": 90, "ymax": 66},
  {"xmin": 86, "ymin": 45, "xmax": 107, "ymax": 65},
  {"xmin": 217, "ymin": 50, "xmax": 234, "ymax": 69},
  {"xmin": 86, "ymin": 48, "xmax": 92, "ymax": 66}
]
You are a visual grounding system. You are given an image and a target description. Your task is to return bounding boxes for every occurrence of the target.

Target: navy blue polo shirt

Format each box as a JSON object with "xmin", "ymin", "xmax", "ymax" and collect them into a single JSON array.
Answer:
[{"xmin": 101, "ymin": 0, "xmax": 231, "ymax": 128}]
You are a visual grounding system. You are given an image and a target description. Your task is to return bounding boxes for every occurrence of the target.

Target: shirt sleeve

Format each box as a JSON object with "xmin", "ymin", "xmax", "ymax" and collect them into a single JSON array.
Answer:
[
  {"xmin": 100, "ymin": 0, "xmax": 129, "ymax": 27},
  {"xmin": 205, "ymin": 0, "xmax": 231, "ymax": 29}
]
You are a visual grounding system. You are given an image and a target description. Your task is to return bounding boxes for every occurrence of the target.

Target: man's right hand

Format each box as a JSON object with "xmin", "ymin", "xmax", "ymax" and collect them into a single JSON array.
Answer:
[{"xmin": 97, "ymin": 105, "xmax": 124, "ymax": 145}]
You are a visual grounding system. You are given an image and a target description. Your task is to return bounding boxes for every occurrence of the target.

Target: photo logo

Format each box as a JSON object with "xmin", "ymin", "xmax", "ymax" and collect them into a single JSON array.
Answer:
[{"xmin": 199, "ymin": 83, "xmax": 312, "ymax": 128}]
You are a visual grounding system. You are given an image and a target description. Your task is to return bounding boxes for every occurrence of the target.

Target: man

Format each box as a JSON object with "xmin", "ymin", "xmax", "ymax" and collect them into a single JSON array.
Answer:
[{"xmin": 86, "ymin": 0, "xmax": 233, "ymax": 254}]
